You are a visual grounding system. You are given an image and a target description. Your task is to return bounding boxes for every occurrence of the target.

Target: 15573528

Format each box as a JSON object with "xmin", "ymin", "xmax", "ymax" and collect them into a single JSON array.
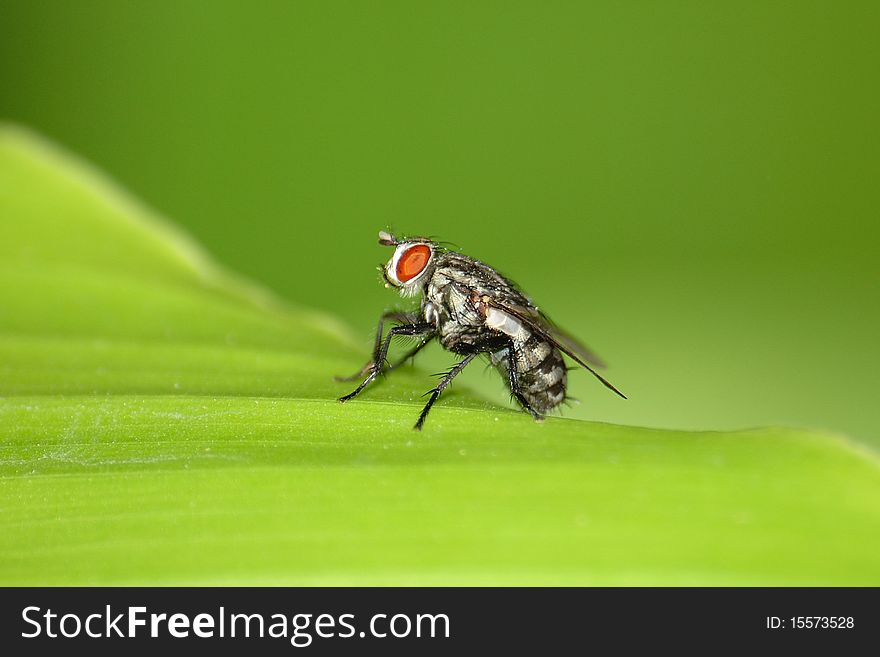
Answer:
[{"xmin": 766, "ymin": 616, "xmax": 855, "ymax": 629}]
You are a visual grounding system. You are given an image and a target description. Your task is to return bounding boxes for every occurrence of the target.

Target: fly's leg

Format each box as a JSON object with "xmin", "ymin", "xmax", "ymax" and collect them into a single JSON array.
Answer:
[
  {"xmin": 333, "ymin": 362, "xmax": 374, "ymax": 383},
  {"xmin": 414, "ymin": 353, "xmax": 477, "ymax": 430},
  {"xmin": 335, "ymin": 340, "xmax": 431, "ymax": 382},
  {"xmin": 506, "ymin": 346, "xmax": 544, "ymax": 421},
  {"xmin": 387, "ymin": 339, "xmax": 431, "ymax": 372},
  {"xmin": 338, "ymin": 321, "xmax": 436, "ymax": 403},
  {"xmin": 334, "ymin": 311, "xmax": 419, "ymax": 382}
]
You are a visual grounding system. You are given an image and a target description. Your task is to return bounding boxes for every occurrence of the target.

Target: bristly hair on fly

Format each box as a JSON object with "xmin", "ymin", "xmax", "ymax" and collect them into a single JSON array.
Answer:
[{"xmin": 338, "ymin": 229, "xmax": 626, "ymax": 430}]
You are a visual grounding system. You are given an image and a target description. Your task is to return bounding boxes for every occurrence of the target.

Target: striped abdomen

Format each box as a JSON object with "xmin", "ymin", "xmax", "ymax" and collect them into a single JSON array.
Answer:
[{"xmin": 493, "ymin": 333, "xmax": 568, "ymax": 414}]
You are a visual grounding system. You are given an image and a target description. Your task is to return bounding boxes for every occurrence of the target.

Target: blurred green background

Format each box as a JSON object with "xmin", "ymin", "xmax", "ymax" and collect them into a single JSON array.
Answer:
[{"xmin": 1, "ymin": 1, "xmax": 877, "ymax": 446}]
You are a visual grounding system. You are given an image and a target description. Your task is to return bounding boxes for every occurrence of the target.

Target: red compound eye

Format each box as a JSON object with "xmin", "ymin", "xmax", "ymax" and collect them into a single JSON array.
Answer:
[{"xmin": 396, "ymin": 244, "xmax": 431, "ymax": 282}]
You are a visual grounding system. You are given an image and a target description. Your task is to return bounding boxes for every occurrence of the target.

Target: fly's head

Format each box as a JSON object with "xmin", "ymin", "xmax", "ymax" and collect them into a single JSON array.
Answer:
[{"xmin": 378, "ymin": 230, "xmax": 437, "ymax": 298}]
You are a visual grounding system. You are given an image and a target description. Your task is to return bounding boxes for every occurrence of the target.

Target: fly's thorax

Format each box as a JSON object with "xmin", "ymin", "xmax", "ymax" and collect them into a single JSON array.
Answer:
[
  {"xmin": 422, "ymin": 276, "xmax": 490, "ymax": 352},
  {"xmin": 422, "ymin": 271, "xmax": 463, "ymax": 324},
  {"xmin": 422, "ymin": 300, "xmax": 439, "ymax": 327}
]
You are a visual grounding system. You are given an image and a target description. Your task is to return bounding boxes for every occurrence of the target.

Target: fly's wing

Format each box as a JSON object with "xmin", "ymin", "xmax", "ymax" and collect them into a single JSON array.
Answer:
[
  {"xmin": 484, "ymin": 297, "xmax": 627, "ymax": 399},
  {"xmin": 486, "ymin": 298, "xmax": 606, "ymax": 367}
]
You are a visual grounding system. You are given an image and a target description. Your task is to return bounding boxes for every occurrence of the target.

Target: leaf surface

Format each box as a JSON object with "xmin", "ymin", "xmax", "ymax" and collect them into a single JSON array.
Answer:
[{"xmin": 1, "ymin": 126, "xmax": 877, "ymax": 585}]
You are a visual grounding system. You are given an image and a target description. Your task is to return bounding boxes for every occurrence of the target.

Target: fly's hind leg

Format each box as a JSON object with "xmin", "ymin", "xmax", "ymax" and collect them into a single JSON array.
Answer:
[
  {"xmin": 338, "ymin": 318, "xmax": 436, "ymax": 403},
  {"xmin": 506, "ymin": 346, "xmax": 544, "ymax": 421},
  {"xmin": 414, "ymin": 353, "xmax": 477, "ymax": 430}
]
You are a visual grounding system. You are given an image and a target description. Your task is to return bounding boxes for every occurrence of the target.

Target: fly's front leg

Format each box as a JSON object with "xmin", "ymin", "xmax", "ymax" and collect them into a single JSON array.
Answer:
[
  {"xmin": 338, "ymin": 321, "xmax": 436, "ymax": 403},
  {"xmin": 385, "ymin": 339, "xmax": 431, "ymax": 373},
  {"xmin": 333, "ymin": 361, "xmax": 376, "ymax": 383},
  {"xmin": 506, "ymin": 345, "xmax": 544, "ymax": 421},
  {"xmin": 335, "ymin": 340, "xmax": 431, "ymax": 382},
  {"xmin": 334, "ymin": 311, "xmax": 419, "ymax": 382},
  {"xmin": 414, "ymin": 352, "xmax": 477, "ymax": 430}
]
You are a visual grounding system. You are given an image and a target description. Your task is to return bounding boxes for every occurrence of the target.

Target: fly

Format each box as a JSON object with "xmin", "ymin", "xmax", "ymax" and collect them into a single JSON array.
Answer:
[{"xmin": 336, "ymin": 230, "xmax": 626, "ymax": 430}]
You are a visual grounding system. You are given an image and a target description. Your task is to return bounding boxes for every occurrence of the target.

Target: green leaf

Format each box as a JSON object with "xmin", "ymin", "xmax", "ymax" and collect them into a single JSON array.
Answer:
[{"xmin": 1, "ymin": 125, "xmax": 878, "ymax": 586}]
